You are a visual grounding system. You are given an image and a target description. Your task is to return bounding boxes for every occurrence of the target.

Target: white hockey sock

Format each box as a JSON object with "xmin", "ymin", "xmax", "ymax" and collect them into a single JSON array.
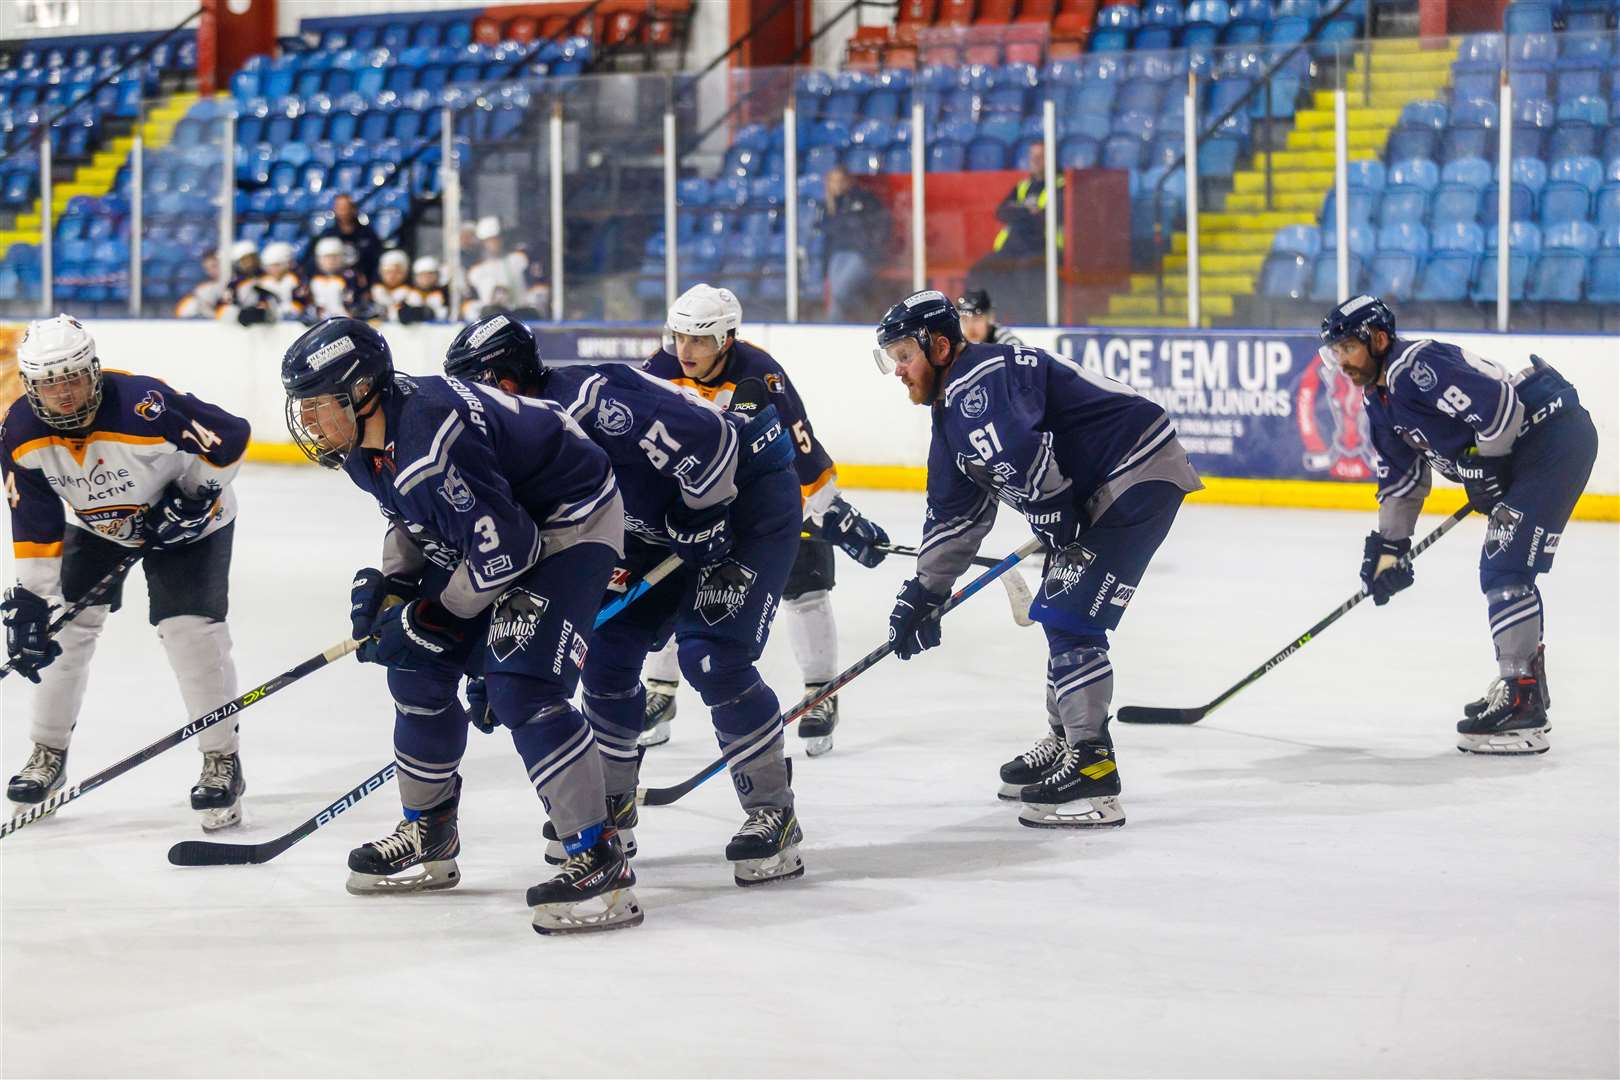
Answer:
[
  {"xmin": 645, "ymin": 637, "xmax": 681, "ymax": 685},
  {"xmin": 784, "ymin": 589, "xmax": 838, "ymax": 685},
  {"xmin": 28, "ymin": 604, "xmax": 111, "ymax": 751},
  {"xmin": 157, "ymin": 615, "xmax": 241, "ymax": 754}
]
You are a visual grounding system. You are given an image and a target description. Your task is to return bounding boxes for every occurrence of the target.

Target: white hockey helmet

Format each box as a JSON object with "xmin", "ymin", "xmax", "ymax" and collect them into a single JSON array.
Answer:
[
  {"xmin": 379, "ymin": 249, "xmax": 409, "ymax": 272},
  {"xmin": 261, "ymin": 241, "xmax": 296, "ymax": 271},
  {"xmin": 229, "ymin": 239, "xmax": 258, "ymax": 264},
  {"xmin": 412, "ymin": 255, "xmax": 440, "ymax": 277},
  {"xmin": 667, "ymin": 283, "xmax": 741, "ymax": 349},
  {"xmin": 17, "ymin": 314, "xmax": 102, "ymax": 430}
]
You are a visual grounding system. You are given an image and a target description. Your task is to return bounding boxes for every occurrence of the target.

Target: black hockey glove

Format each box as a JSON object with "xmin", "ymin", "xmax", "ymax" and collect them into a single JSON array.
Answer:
[
  {"xmin": 2, "ymin": 586, "xmax": 61, "ymax": 683},
  {"xmin": 464, "ymin": 676, "xmax": 497, "ymax": 733},
  {"xmin": 1456, "ymin": 449, "xmax": 1511, "ymax": 514},
  {"xmin": 396, "ymin": 304, "xmax": 431, "ymax": 325},
  {"xmin": 359, "ymin": 599, "xmax": 467, "ymax": 672},
  {"xmin": 142, "ymin": 483, "xmax": 219, "ymax": 549},
  {"xmin": 666, "ymin": 503, "xmax": 733, "ymax": 567},
  {"xmin": 888, "ymin": 577, "xmax": 948, "ymax": 660},
  {"xmin": 1024, "ymin": 494, "xmax": 1084, "ymax": 553},
  {"xmin": 1360, "ymin": 532, "xmax": 1414, "ymax": 606},
  {"xmin": 812, "ymin": 497, "xmax": 890, "ymax": 568},
  {"xmin": 236, "ymin": 305, "xmax": 271, "ymax": 326},
  {"xmin": 349, "ymin": 567, "xmax": 421, "ymax": 640}
]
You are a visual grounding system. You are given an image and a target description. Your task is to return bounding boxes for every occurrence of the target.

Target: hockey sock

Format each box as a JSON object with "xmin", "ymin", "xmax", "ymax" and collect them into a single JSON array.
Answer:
[
  {"xmin": 1049, "ymin": 646, "xmax": 1114, "ymax": 745},
  {"xmin": 28, "ymin": 604, "xmax": 110, "ymax": 751},
  {"xmin": 157, "ymin": 616, "xmax": 240, "ymax": 754},
  {"xmin": 511, "ymin": 701, "xmax": 607, "ymax": 839},
  {"xmin": 1486, "ymin": 583, "xmax": 1543, "ymax": 678},
  {"xmin": 784, "ymin": 589, "xmax": 838, "ymax": 685}
]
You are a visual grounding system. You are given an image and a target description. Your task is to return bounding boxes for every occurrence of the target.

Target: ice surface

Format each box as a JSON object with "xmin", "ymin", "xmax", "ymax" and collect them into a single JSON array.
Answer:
[{"xmin": 3, "ymin": 469, "xmax": 1616, "ymax": 1078}]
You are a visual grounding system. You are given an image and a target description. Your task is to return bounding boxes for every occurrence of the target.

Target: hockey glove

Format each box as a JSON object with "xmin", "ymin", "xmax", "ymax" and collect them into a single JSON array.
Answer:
[
  {"xmin": 812, "ymin": 497, "xmax": 890, "ymax": 568},
  {"xmin": 1024, "ymin": 494, "xmax": 1084, "ymax": 554},
  {"xmin": 666, "ymin": 503, "xmax": 733, "ymax": 567},
  {"xmin": 1456, "ymin": 449, "xmax": 1511, "ymax": 514},
  {"xmin": 236, "ymin": 305, "xmax": 271, "ymax": 327},
  {"xmin": 396, "ymin": 304, "xmax": 431, "ymax": 325},
  {"xmin": 888, "ymin": 578, "xmax": 949, "ymax": 661},
  {"xmin": 142, "ymin": 483, "xmax": 219, "ymax": 549},
  {"xmin": 349, "ymin": 567, "xmax": 422, "ymax": 640},
  {"xmin": 464, "ymin": 676, "xmax": 498, "ymax": 734},
  {"xmin": 359, "ymin": 599, "xmax": 466, "ymax": 672},
  {"xmin": 2, "ymin": 586, "xmax": 61, "ymax": 683},
  {"xmin": 1359, "ymin": 532, "xmax": 1414, "ymax": 606}
]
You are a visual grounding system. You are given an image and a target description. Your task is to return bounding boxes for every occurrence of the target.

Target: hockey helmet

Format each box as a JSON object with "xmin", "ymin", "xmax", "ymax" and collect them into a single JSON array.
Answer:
[
  {"xmin": 1320, "ymin": 294, "xmax": 1396, "ymax": 365},
  {"xmin": 955, "ymin": 288, "xmax": 992, "ymax": 316},
  {"xmin": 281, "ymin": 317, "xmax": 393, "ymax": 468},
  {"xmin": 666, "ymin": 283, "xmax": 741, "ymax": 350},
  {"xmin": 445, "ymin": 312, "xmax": 545, "ymax": 390},
  {"xmin": 16, "ymin": 313, "xmax": 102, "ymax": 430},
  {"xmin": 873, "ymin": 289, "xmax": 962, "ymax": 373}
]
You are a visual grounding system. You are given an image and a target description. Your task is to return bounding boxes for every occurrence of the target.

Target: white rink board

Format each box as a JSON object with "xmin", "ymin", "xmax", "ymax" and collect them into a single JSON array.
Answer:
[
  {"xmin": 1, "ymin": 476, "xmax": 1617, "ymax": 1078},
  {"xmin": 61, "ymin": 320, "xmax": 1620, "ymax": 495}
]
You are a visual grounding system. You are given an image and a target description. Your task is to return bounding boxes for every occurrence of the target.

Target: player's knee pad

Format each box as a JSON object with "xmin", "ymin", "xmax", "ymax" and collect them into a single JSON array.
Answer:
[
  {"xmin": 676, "ymin": 634, "xmax": 760, "ymax": 707},
  {"xmin": 386, "ymin": 665, "xmax": 463, "ymax": 722},
  {"xmin": 1480, "ymin": 567, "xmax": 1536, "ymax": 595},
  {"xmin": 485, "ymin": 671, "xmax": 573, "ymax": 733},
  {"xmin": 1045, "ymin": 625, "xmax": 1109, "ymax": 654},
  {"xmin": 50, "ymin": 603, "xmax": 110, "ymax": 668}
]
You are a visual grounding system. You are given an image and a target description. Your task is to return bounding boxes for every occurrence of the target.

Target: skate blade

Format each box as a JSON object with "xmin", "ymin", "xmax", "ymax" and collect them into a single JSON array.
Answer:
[
  {"xmin": 637, "ymin": 720, "xmax": 671, "ymax": 749},
  {"xmin": 345, "ymin": 859, "xmax": 461, "ymax": 895},
  {"xmin": 803, "ymin": 735, "xmax": 834, "ymax": 758},
  {"xmin": 732, "ymin": 847, "xmax": 805, "ymax": 888},
  {"xmin": 531, "ymin": 887, "xmax": 644, "ymax": 935},
  {"xmin": 198, "ymin": 803, "xmax": 243, "ymax": 832},
  {"xmin": 996, "ymin": 782, "xmax": 1025, "ymax": 802},
  {"xmin": 1456, "ymin": 726, "xmax": 1550, "ymax": 755},
  {"xmin": 546, "ymin": 828, "xmax": 637, "ymax": 866},
  {"xmin": 1017, "ymin": 796, "xmax": 1126, "ymax": 829}
]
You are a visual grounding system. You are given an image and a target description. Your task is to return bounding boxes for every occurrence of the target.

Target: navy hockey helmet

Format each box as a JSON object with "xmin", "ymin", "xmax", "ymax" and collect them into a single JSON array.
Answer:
[
  {"xmin": 1320, "ymin": 294, "xmax": 1396, "ymax": 358},
  {"xmin": 281, "ymin": 317, "xmax": 393, "ymax": 468},
  {"xmin": 873, "ymin": 289, "xmax": 963, "ymax": 373},
  {"xmin": 955, "ymin": 288, "xmax": 992, "ymax": 316},
  {"xmin": 444, "ymin": 312, "xmax": 545, "ymax": 389}
]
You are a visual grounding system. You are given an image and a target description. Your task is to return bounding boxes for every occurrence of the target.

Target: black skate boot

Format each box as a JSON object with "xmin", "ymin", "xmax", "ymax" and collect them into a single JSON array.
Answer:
[
  {"xmin": 1465, "ymin": 644, "xmax": 1551, "ymax": 721},
  {"xmin": 1018, "ymin": 739, "xmax": 1126, "ymax": 828},
  {"xmin": 190, "ymin": 751, "xmax": 246, "ymax": 832},
  {"xmin": 544, "ymin": 791, "xmax": 638, "ymax": 865},
  {"xmin": 346, "ymin": 786, "xmax": 462, "ymax": 894},
  {"xmin": 997, "ymin": 728, "xmax": 1066, "ymax": 801},
  {"xmin": 1457, "ymin": 673, "xmax": 1550, "ymax": 755},
  {"xmin": 7, "ymin": 743, "xmax": 66, "ymax": 816},
  {"xmin": 639, "ymin": 679, "xmax": 677, "ymax": 748},
  {"xmin": 798, "ymin": 684, "xmax": 839, "ymax": 758},
  {"xmin": 527, "ymin": 828, "xmax": 643, "ymax": 935},
  {"xmin": 726, "ymin": 806, "xmax": 804, "ymax": 887}
]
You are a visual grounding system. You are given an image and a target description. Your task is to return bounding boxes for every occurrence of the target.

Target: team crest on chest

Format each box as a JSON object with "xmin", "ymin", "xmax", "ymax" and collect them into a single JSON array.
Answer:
[
  {"xmin": 489, "ymin": 588, "xmax": 550, "ymax": 662},
  {"xmin": 959, "ymin": 384, "xmax": 989, "ymax": 419},
  {"xmin": 1409, "ymin": 360, "xmax": 1438, "ymax": 392},
  {"xmin": 596, "ymin": 397, "xmax": 634, "ymax": 437}
]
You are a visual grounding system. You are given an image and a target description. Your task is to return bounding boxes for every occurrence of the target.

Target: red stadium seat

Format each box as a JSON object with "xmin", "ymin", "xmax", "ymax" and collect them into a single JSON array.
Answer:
[
  {"xmin": 939, "ymin": 0, "xmax": 977, "ymax": 25},
  {"xmin": 976, "ymin": 0, "xmax": 1019, "ymax": 23}
]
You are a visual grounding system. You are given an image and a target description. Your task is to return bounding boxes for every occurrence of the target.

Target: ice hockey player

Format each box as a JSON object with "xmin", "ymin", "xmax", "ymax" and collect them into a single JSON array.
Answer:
[
  {"xmin": 875, "ymin": 291, "xmax": 1201, "ymax": 828},
  {"xmin": 639, "ymin": 284, "xmax": 890, "ymax": 757},
  {"xmin": 955, "ymin": 289, "xmax": 1023, "ymax": 347},
  {"xmin": 1, "ymin": 314, "xmax": 250, "ymax": 829},
  {"xmin": 444, "ymin": 312, "xmax": 808, "ymax": 887},
  {"xmin": 368, "ymin": 250, "xmax": 416, "ymax": 323},
  {"xmin": 1319, "ymin": 295, "xmax": 1598, "ymax": 754},
  {"xmin": 307, "ymin": 237, "xmax": 366, "ymax": 320},
  {"xmin": 410, "ymin": 258, "xmax": 450, "ymax": 322},
  {"xmin": 281, "ymin": 317, "xmax": 641, "ymax": 934}
]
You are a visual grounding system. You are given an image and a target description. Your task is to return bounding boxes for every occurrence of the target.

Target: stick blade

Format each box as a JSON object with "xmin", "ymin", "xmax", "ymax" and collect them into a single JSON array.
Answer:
[
  {"xmin": 1116, "ymin": 705, "xmax": 1207, "ymax": 725},
  {"xmin": 167, "ymin": 839, "xmax": 264, "ymax": 866}
]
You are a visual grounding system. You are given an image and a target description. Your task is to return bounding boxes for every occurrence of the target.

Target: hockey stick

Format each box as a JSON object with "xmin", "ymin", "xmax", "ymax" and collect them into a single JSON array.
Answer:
[
  {"xmin": 1, "ymin": 637, "xmax": 361, "ymax": 840},
  {"xmin": 0, "ymin": 552, "xmax": 140, "ymax": 682},
  {"xmin": 799, "ymin": 532, "xmax": 1039, "ymax": 627},
  {"xmin": 166, "ymin": 553, "xmax": 686, "ymax": 867},
  {"xmin": 638, "ymin": 535, "xmax": 1047, "ymax": 808},
  {"xmin": 1117, "ymin": 505, "xmax": 1472, "ymax": 726}
]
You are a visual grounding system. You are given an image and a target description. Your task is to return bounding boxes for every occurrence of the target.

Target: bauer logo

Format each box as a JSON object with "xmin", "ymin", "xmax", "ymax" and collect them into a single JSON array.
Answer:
[
  {"xmin": 307, "ymin": 336, "xmax": 355, "ymax": 370},
  {"xmin": 959, "ymin": 384, "xmax": 989, "ymax": 419},
  {"xmin": 437, "ymin": 464, "xmax": 476, "ymax": 512},
  {"xmin": 467, "ymin": 314, "xmax": 510, "ymax": 349},
  {"xmin": 1409, "ymin": 360, "xmax": 1438, "ymax": 392},
  {"xmin": 596, "ymin": 397, "xmax": 634, "ymax": 437},
  {"xmin": 1041, "ymin": 547, "xmax": 1095, "ymax": 599},
  {"xmin": 489, "ymin": 588, "xmax": 549, "ymax": 662}
]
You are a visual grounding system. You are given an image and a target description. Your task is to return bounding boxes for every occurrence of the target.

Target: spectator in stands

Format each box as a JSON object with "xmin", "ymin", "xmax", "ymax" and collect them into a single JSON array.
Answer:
[
  {"xmin": 956, "ymin": 289, "xmax": 1024, "ymax": 346},
  {"xmin": 313, "ymin": 194, "xmax": 383, "ymax": 286},
  {"xmin": 227, "ymin": 239, "xmax": 259, "ymax": 284},
  {"xmin": 464, "ymin": 216, "xmax": 538, "ymax": 319},
  {"xmin": 412, "ymin": 256, "xmax": 450, "ymax": 321},
  {"xmin": 821, "ymin": 165, "xmax": 890, "ymax": 323},
  {"xmin": 307, "ymin": 236, "xmax": 367, "ymax": 320},
  {"xmin": 968, "ymin": 141, "xmax": 1062, "ymax": 325},
  {"xmin": 174, "ymin": 251, "xmax": 223, "ymax": 319}
]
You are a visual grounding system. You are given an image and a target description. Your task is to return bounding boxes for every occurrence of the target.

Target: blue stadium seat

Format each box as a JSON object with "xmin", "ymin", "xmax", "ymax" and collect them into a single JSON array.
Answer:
[
  {"xmin": 1259, "ymin": 253, "xmax": 1311, "ymax": 299},
  {"xmin": 1379, "ymin": 188, "xmax": 1429, "ymax": 229},
  {"xmin": 1101, "ymin": 134, "xmax": 1144, "ymax": 171},
  {"xmin": 1323, "ymin": 222, "xmax": 1377, "ymax": 255},
  {"xmin": 1431, "ymin": 182, "xmax": 1483, "ymax": 227},
  {"xmin": 1387, "ymin": 128, "xmax": 1439, "ymax": 166},
  {"xmin": 1273, "ymin": 223, "xmax": 1321, "ymax": 257},
  {"xmin": 1310, "ymin": 253, "xmax": 1363, "ymax": 301},
  {"xmin": 1347, "ymin": 159, "xmax": 1387, "ymax": 193},
  {"xmin": 967, "ymin": 139, "xmax": 1009, "ymax": 170},
  {"xmin": 1058, "ymin": 136, "xmax": 1100, "ymax": 170},
  {"xmin": 1322, "ymin": 188, "xmax": 1377, "ymax": 227},
  {"xmin": 1368, "ymin": 251, "xmax": 1420, "ymax": 299},
  {"xmin": 1400, "ymin": 100, "xmax": 1449, "ymax": 131},
  {"xmin": 1598, "ymin": 183, "xmax": 1620, "ymax": 230},
  {"xmin": 1587, "ymin": 251, "xmax": 1620, "ymax": 303}
]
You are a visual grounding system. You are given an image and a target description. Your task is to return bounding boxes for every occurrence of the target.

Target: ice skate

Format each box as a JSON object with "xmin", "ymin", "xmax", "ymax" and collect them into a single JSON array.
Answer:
[
  {"xmin": 527, "ymin": 830, "xmax": 643, "ymax": 935},
  {"xmin": 797, "ymin": 684, "xmax": 838, "ymax": 757},
  {"xmin": 1018, "ymin": 740, "xmax": 1127, "ymax": 829},
  {"xmin": 7, "ymin": 743, "xmax": 66, "ymax": 818},
  {"xmin": 1458, "ymin": 674, "xmax": 1550, "ymax": 755},
  {"xmin": 1465, "ymin": 644, "xmax": 1551, "ymax": 720},
  {"xmin": 191, "ymin": 751, "xmax": 245, "ymax": 831},
  {"xmin": 997, "ymin": 728, "xmax": 1065, "ymax": 801},
  {"xmin": 726, "ymin": 806, "xmax": 804, "ymax": 887},
  {"xmin": 545, "ymin": 791, "xmax": 638, "ymax": 865},
  {"xmin": 638, "ymin": 679, "xmax": 676, "ymax": 748},
  {"xmin": 346, "ymin": 790, "xmax": 461, "ymax": 894}
]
